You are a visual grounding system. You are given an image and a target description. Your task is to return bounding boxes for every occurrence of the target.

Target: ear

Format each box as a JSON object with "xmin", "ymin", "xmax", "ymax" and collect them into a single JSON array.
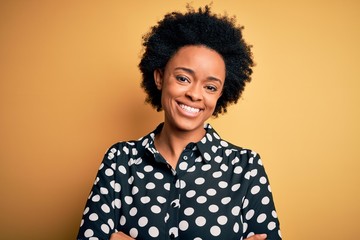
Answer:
[{"xmin": 154, "ymin": 69, "xmax": 163, "ymax": 90}]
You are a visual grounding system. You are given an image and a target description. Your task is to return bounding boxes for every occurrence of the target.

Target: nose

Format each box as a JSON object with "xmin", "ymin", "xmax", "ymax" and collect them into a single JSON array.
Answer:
[{"xmin": 185, "ymin": 83, "xmax": 203, "ymax": 101}]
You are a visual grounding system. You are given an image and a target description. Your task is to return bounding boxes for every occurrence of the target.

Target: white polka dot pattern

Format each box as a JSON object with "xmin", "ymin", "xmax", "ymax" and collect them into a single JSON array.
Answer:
[{"xmin": 77, "ymin": 123, "xmax": 281, "ymax": 239}]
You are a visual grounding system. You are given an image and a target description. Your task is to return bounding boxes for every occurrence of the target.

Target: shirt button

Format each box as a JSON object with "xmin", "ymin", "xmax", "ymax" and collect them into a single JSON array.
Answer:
[{"xmin": 183, "ymin": 156, "xmax": 188, "ymax": 160}]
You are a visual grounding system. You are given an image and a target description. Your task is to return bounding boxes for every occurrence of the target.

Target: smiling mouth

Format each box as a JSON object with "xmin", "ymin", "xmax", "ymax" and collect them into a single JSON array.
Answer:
[{"xmin": 179, "ymin": 103, "xmax": 201, "ymax": 113}]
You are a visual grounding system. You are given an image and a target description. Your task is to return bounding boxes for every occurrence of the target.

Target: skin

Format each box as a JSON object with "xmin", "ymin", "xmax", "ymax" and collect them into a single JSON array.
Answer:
[
  {"xmin": 153, "ymin": 45, "xmax": 225, "ymax": 168},
  {"xmin": 110, "ymin": 45, "xmax": 267, "ymax": 239}
]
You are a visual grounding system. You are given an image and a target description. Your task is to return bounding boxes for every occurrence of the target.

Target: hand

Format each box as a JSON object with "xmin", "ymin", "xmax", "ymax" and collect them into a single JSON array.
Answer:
[
  {"xmin": 108, "ymin": 231, "xmax": 266, "ymax": 240},
  {"xmin": 110, "ymin": 231, "xmax": 135, "ymax": 240},
  {"xmin": 244, "ymin": 233, "xmax": 267, "ymax": 240}
]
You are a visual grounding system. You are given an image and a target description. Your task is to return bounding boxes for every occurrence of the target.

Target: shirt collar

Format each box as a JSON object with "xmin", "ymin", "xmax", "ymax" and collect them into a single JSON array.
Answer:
[
  {"xmin": 142, "ymin": 123, "xmax": 223, "ymax": 164},
  {"xmin": 196, "ymin": 123, "xmax": 223, "ymax": 163}
]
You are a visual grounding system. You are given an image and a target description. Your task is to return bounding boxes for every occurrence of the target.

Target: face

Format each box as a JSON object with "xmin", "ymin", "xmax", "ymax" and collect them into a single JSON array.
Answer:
[{"xmin": 154, "ymin": 45, "xmax": 225, "ymax": 135}]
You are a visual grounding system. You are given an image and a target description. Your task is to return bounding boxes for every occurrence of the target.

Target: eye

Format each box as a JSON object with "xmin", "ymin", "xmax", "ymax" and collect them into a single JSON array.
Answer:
[
  {"xmin": 205, "ymin": 85, "xmax": 218, "ymax": 92},
  {"xmin": 176, "ymin": 75, "xmax": 190, "ymax": 83}
]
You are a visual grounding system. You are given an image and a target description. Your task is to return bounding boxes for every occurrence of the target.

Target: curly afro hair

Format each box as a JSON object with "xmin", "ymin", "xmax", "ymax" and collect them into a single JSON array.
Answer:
[{"xmin": 139, "ymin": 5, "xmax": 254, "ymax": 116}]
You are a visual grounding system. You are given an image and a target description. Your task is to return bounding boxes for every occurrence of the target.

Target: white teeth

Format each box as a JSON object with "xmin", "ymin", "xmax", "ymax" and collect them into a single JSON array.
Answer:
[{"xmin": 180, "ymin": 104, "xmax": 200, "ymax": 113}]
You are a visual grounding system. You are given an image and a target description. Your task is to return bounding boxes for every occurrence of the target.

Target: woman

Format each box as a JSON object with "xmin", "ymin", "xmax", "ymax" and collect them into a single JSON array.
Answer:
[{"xmin": 77, "ymin": 6, "xmax": 281, "ymax": 240}]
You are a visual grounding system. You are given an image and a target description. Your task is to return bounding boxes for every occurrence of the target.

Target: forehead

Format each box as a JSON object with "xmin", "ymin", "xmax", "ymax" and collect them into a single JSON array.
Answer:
[{"xmin": 165, "ymin": 45, "xmax": 226, "ymax": 78}]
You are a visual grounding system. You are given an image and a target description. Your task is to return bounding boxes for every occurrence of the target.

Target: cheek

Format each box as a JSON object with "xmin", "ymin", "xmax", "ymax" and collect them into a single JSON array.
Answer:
[
  {"xmin": 212, "ymin": 95, "xmax": 223, "ymax": 112},
  {"xmin": 160, "ymin": 88, "xmax": 176, "ymax": 107},
  {"xmin": 209, "ymin": 94, "xmax": 222, "ymax": 106},
  {"xmin": 164, "ymin": 84, "xmax": 186, "ymax": 99}
]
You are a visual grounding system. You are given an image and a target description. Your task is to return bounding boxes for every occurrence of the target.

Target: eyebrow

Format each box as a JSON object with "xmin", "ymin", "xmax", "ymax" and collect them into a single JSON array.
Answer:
[{"xmin": 174, "ymin": 67, "xmax": 223, "ymax": 83}]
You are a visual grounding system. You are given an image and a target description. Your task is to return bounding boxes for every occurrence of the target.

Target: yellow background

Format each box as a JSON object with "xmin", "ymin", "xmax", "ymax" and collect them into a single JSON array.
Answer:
[{"xmin": 1, "ymin": 0, "xmax": 359, "ymax": 239}]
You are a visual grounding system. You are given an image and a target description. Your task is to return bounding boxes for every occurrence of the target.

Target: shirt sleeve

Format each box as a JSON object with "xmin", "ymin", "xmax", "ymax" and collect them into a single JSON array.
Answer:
[
  {"xmin": 241, "ymin": 151, "xmax": 282, "ymax": 240},
  {"xmin": 77, "ymin": 144, "xmax": 121, "ymax": 240}
]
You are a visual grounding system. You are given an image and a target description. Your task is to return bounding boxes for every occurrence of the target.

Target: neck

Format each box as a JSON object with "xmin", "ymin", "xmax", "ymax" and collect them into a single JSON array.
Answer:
[{"xmin": 154, "ymin": 122, "xmax": 205, "ymax": 168}]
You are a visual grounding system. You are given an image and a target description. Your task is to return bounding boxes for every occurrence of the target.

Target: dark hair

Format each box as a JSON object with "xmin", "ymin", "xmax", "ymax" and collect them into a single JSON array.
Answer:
[{"xmin": 139, "ymin": 5, "xmax": 254, "ymax": 116}]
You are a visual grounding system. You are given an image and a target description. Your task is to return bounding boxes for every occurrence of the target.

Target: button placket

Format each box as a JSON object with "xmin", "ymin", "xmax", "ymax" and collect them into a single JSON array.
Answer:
[
  {"xmin": 166, "ymin": 148, "xmax": 191, "ymax": 239},
  {"xmin": 162, "ymin": 170, "xmax": 180, "ymax": 240}
]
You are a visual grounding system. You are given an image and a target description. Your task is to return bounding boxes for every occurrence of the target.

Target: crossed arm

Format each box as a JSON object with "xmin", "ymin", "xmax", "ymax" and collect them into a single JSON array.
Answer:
[{"xmin": 110, "ymin": 231, "xmax": 268, "ymax": 240}]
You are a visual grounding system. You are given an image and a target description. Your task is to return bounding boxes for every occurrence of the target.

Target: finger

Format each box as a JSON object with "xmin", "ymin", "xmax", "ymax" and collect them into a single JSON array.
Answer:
[
  {"xmin": 244, "ymin": 233, "xmax": 268, "ymax": 240},
  {"xmin": 109, "ymin": 231, "xmax": 135, "ymax": 240}
]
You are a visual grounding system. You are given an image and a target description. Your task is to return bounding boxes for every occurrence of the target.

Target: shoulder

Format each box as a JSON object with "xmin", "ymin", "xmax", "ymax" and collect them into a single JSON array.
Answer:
[
  {"xmin": 218, "ymin": 138, "xmax": 260, "ymax": 158},
  {"xmin": 215, "ymin": 139, "xmax": 265, "ymax": 173},
  {"xmin": 104, "ymin": 138, "xmax": 147, "ymax": 161},
  {"xmin": 202, "ymin": 124, "xmax": 262, "ymax": 163},
  {"xmin": 102, "ymin": 125, "xmax": 159, "ymax": 162}
]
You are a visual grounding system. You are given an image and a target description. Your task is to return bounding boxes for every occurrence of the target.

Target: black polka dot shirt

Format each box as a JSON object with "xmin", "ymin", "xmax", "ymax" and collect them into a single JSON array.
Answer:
[{"xmin": 77, "ymin": 124, "xmax": 282, "ymax": 240}]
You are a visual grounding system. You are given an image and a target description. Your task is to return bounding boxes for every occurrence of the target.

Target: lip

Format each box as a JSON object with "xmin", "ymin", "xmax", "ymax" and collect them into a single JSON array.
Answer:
[{"xmin": 176, "ymin": 102, "xmax": 203, "ymax": 116}]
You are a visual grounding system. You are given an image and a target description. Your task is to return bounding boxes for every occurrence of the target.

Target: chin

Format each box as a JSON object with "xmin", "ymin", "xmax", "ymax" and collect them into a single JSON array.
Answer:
[{"xmin": 174, "ymin": 119, "xmax": 204, "ymax": 132}]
